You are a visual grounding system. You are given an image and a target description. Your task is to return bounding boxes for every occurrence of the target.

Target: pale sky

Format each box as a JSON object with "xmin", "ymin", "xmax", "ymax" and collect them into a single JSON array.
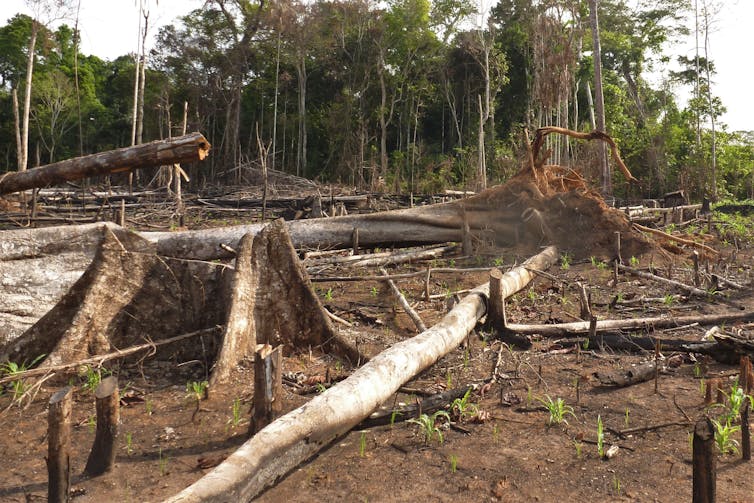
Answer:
[{"xmin": 4, "ymin": 0, "xmax": 754, "ymax": 131}]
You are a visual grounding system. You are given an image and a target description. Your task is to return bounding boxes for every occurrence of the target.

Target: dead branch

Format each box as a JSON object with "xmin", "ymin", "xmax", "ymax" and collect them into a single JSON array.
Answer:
[
  {"xmin": 633, "ymin": 223, "xmax": 719, "ymax": 255},
  {"xmin": 0, "ymin": 327, "xmax": 219, "ymax": 385},
  {"xmin": 380, "ymin": 267, "xmax": 427, "ymax": 332},
  {"xmin": 533, "ymin": 127, "xmax": 638, "ymax": 183},
  {"xmin": 617, "ymin": 263, "xmax": 710, "ymax": 298}
]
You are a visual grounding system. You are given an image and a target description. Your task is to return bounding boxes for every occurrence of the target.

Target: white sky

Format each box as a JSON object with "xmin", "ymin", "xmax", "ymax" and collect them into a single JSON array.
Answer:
[{"xmin": 4, "ymin": 0, "xmax": 754, "ymax": 131}]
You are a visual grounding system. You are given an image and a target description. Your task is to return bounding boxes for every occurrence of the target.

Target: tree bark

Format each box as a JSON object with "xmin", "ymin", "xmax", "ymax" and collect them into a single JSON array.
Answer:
[
  {"xmin": 164, "ymin": 246, "xmax": 558, "ymax": 502},
  {"xmin": 0, "ymin": 133, "xmax": 211, "ymax": 195},
  {"xmin": 588, "ymin": 0, "xmax": 610, "ymax": 195}
]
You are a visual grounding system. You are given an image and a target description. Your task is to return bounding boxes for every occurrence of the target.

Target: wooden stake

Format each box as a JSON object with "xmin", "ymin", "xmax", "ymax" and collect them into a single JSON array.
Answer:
[
  {"xmin": 84, "ymin": 376, "xmax": 120, "ymax": 476},
  {"xmin": 615, "ymin": 231, "xmax": 622, "ymax": 265},
  {"xmin": 654, "ymin": 339, "xmax": 660, "ymax": 394},
  {"xmin": 693, "ymin": 250, "xmax": 701, "ymax": 288},
  {"xmin": 461, "ymin": 208, "xmax": 472, "ymax": 256},
  {"xmin": 487, "ymin": 268, "xmax": 505, "ymax": 330},
  {"xmin": 704, "ymin": 378, "xmax": 715, "ymax": 406},
  {"xmin": 351, "ymin": 227, "xmax": 359, "ymax": 255},
  {"xmin": 740, "ymin": 356, "xmax": 750, "ymax": 393},
  {"xmin": 692, "ymin": 417, "xmax": 716, "ymax": 503},
  {"xmin": 742, "ymin": 399, "xmax": 751, "ymax": 462},
  {"xmin": 118, "ymin": 198, "xmax": 125, "ymax": 227},
  {"xmin": 47, "ymin": 386, "xmax": 73, "ymax": 503},
  {"xmin": 424, "ymin": 266, "xmax": 431, "ymax": 302},
  {"xmin": 250, "ymin": 344, "xmax": 283, "ymax": 436},
  {"xmin": 576, "ymin": 281, "xmax": 591, "ymax": 320}
]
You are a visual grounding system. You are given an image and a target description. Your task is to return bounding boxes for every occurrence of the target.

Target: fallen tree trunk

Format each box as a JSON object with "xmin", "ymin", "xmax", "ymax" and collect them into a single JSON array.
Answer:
[
  {"xmin": 504, "ymin": 310, "xmax": 754, "ymax": 337},
  {"xmin": 164, "ymin": 246, "xmax": 558, "ymax": 502},
  {"xmin": 0, "ymin": 133, "xmax": 210, "ymax": 195}
]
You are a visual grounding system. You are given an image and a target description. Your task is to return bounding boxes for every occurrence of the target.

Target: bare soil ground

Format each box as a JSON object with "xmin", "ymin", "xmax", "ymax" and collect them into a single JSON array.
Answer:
[{"xmin": 2, "ymin": 201, "xmax": 754, "ymax": 502}]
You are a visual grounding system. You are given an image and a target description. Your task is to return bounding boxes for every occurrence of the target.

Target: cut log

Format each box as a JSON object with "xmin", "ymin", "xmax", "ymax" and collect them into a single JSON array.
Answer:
[
  {"xmin": 0, "ymin": 133, "xmax": 210, "ymax": 195},
  {"xmin": 163, "ymin": 246, "xmax": 558, "ymax": 502},
  {"xmin": 617, "ymin": 263, "xmax": 710, "ymax": 298},
  {"xmin": 593, "ymin": 360, "xmax": 667, "ymax": 388},
  {"xmin": 503, "ymin": 310, "xmax": 754, "ymax": 338}
]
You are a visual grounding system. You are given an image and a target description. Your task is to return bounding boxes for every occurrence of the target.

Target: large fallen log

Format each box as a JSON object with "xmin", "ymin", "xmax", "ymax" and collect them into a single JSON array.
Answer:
[
  {"xmin": 164, "ymin": 246, "xmax": 558, "ymax": 502},
  {"xmin": 0, "ymin": 133, "xmax": 210, "ymax": 195}
]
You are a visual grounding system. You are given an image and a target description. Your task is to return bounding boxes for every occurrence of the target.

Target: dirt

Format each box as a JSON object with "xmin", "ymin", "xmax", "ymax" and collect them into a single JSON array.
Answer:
[{"xmin": 2, "ymin": 234, "xmax": 754, "ymax": 502}]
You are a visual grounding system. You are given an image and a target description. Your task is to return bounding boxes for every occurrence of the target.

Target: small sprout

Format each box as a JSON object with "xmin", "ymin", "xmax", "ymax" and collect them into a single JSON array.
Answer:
[
  {"xmin": 573, "ymin": 440, "xmax": 583, "ymax": 458},
  {"xmin": 359, "ymin": 431, "xmax": 367, "ymax": 458},
  {"xmin": 370, "ymin": 286, "xmax": 378, "ymax": 297},
  {"xmin": 560, "ymin": 253, "xmax": 571, "ymax": 270},
  {"xmin": 125, "ymin": 432, "xmax": 134, "ymax": 455},
  {"xmin": 493, "ymin": 257, "xmax": 504, "ymax": 267},
  {"xmin": 597, "ymin": 415, "xmax": 605, "ymax": 458},
  {"xmin": 324, "ymin": 288, "xmax": 334, "ymax": 301},
  {"xmin": 537, "ymin": 395, "xmax": 576, "ymax": 425},
  {"xmin": 446, "ymin": 370, "xmax": 453, "ymax": 389},
  {"xmin": 449, "ymin": 454, "xmax": 458, "ymax": 473},
  {"xmin": 407, "ymin": 411, "xmax": 451, "ymax": 444},
  {"xmin": 663, "ymin": 294, "xmax": 675, "ymax": 306},
  {"xmin": 450, "ymin": 388, "xmax": 478, "ymax": 423},
  {"xmin": 712, "ymin": 417, "xmax": 740, "ymax": 455},
  {"xmin": 228, "ymin": 398, "xmax": 243, "ymax": 427},
  {"xmin": 612, "ymin": 474, "xmax": 622, "ymax": 495},
  {"xmin": 629, "ymin": 256, "xmax": 639, "ymax": 267},
  {"xmin": 624, "ymin": 407, "xmax": 630, "ymax": 427}
]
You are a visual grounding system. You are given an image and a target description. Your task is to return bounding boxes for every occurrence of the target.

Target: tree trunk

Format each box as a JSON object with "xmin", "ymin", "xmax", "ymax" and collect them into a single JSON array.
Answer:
[
  {"xmin": 296, "ymin": 55, "xmax": 307, "ymax": 177},
  {"xmin": 588, "ymin": 0, "xmax": 610, "ymax": 195},
  {"xmin": 0, "ymin": 132, "xmax": 211, "ymax": 196},
  {"xmin": 20, "ymin": 23, "xmax": 39, "ymax": 172},
  {"xmin": 164, "ymin": 246, "xmax": 558, "ymax": 502}
]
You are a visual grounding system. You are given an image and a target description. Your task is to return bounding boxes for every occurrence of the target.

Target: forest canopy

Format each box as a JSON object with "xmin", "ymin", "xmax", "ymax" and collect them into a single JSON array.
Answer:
[{"xmin": 1, "ymin": 0, "xmax": 752, "ymax": 201}]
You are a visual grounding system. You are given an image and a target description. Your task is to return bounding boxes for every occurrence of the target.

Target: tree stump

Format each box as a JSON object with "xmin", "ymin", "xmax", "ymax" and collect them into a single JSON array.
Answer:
[
  {"xmin": 250, "ymin": 344, "xmax": 283, "ymax": 435},
  {"xmin": 84, "ymin": 376, "xmax": 120, "ymax": 476},
  {"xmin": 47, "ymin": 386, "xmax": 73, "ymax": 503},
  {"xmin": 692, "ymin": 417, "xmax": 716, "ymax": 503}
]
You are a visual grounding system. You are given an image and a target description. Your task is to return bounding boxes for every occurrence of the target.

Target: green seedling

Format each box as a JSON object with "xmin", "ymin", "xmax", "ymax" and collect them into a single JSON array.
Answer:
[
  {"xmin": 694, "ymin": 363, "xmax": 703, "ymax": 379},
  {"xmin": 560, "ymin": 253, "xmax": 571, "ymax": 270},
  {"xmin": 492, "ymin": 424, "xmax": 500, "ymax": 442},
  {"xmin": 449, "ymin": 454, "xmax": 458, "ymax": 473},
  {"xmin": 581, "ymin": 338, "xmax": 590, "ymax": 351},
  {"xmin": 725, "ymin": 382, "xmax": 747, "ymax": 421},
  {"xmin": 612, "ymin": 474, "xmax": 622, "ymax": 495},
  {"xmin": 389, "ymin": 410, "xmax": 402, "ymax": 427},
  {"xmin": 1, "ymin": 354, "xmax": 45, "ymax": 402},
  {"xmin": 573, "ymin": 440, "xmax": 583, "ymax": 458},
  {"xmin": 370, "ymin": 286, "xmax": 378, "ymax": 297},
  {"xmin": 629, "ymin": 256, "xmax": 639, "ymax": 267},
  {"xmin": 158, "ymin": 447, "xmax": 169, "ymax": 476},
  {"xmin": 407, "ymin": 410, "xmax": 451, "ymax": 444},
  {"xmin": 537, "ymin": 395, "xmax": 575, "ymax": 425},
  {"xmin": 324, "ymin": 288, "xmax": 334, "ymax": 301},
  {"xmin": 493, "ymin": 257, "xmax": 504, "ymax": 267},
  {"xmin": 663, "ymin": 294, "xmax": 675, "ymax": 307},
  {"xmin": 712, "ymin": 418, "xmax": 740, "ymax": 455},
  {"xmin": 186, "ymin": 380, "xmax": 208, "ymax": 422},
  {"xmin": 87, "ymin": 415, "xmax": 96, "ymax": 433},
  {"xmin": 450, "ymin": 388, "xmax": 478, "ymax": 422},
  {"xmin": 228, "ymin": 398, "xmax": 243, "ymax": 427},
  {"xmin": 700, "ymin": 379, "xmax": 706, "ymax": 397},
  {"xmin": 81, "ymin": 365, "xmax": 110, "ymax": 393},
  {"xmin": 449, "ymin": 259, "xmax": 456, "ymax": 267},
  {"xmin": 597, "ymin": 415, "xmax": 605, "ymax": 458},
  {"xmin": 359, "ymin": 431, "xmax": 367, "ymax": 457},
  {"xmin": 145, "ymin": 398, "xmax": 154, "ymax": 416},
  {"xmin": 446, "ymin": 370, "xmax": 453, "ymax": 389},
  {"xmin": 125, "ymin": 432, "xmax": 134, "ymax": 455}
]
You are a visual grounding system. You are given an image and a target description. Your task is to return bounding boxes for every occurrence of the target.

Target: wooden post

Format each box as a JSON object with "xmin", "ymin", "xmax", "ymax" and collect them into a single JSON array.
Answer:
[
  {"xmin": 424, "ymin": 265, "xmax": 431, "ymax": 302},
  {"xmin": 692, "ymin": 417, "xmax": 716, "ymax": 503},
  {"xmin": 488, "ymin": 268, "xmax": 505, "ymax": 329},
  {"xmin": 693, "ymin": 250, "xmax": 701, "ymax": 288},
  {"xmin": 614, "ymin": 231, "xmax": 622, "ymax": 264},
  {"xmin": 654, "ymin": 339, "xmax": 661, "ymax": 394},
  {"xmin": 742, "ymin": 399, "xmax": 751, "ymax": 462},
  {"xmin": 118, "ymin": 198, "xmax": 125, "ymax": 227},
  {"xmin": 589, "ymin": 315, "xmax": 599, "ymax": 350},
  {"xmin": 704, "ymin": 378, "xmax": 715, "ymax": 406},
  {"xmin": 47, "ymin": 386, "xmax": 73, "ymax": 503},
  {"xmin": 576, "ymin": 281, "xmax": 591, "ymax": 320},
  {"xmin": 351, "ymin": 227, "xmax": 359, "ymax": 256},
  {"xmin": 84, "ymin": 376, "xmax": 120, "ymax": 477},
  {"xmin": 740, "ymin": 356, "xmax": 750, "ymax": 394},
  {"xmin": 250, "ymin": 344, "xmax": 283, "ymax": 436}
]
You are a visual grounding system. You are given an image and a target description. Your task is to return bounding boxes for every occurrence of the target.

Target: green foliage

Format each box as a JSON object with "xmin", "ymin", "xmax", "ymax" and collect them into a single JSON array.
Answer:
[
  {"xmin": 1, "ymin": 354, "xmax": 45, "ymax": 402},
  {"xmin": 186, "ymin": 380, "xmax": 208, "ymax": 402},
  {"xmin": 450, "ymin": 388, "xmax": 478, "ymax": 422},
  {"xmin": 359, "ymin": 431, "xmax": 367, "ymax": 458},
  {"xmin": 537, "ymin": 395, "xmax": 575, "ymax": 426},
  {"xmin": 712, "ymin": 418, "xmax": 740, "ymax": 455},
  {"xmin": 407, "ymin": 410, "xmax": 451, "ymax": 444},
  {"xmin": 560, "ymin": 253, "xmax": 571, "ymax": 271}
]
